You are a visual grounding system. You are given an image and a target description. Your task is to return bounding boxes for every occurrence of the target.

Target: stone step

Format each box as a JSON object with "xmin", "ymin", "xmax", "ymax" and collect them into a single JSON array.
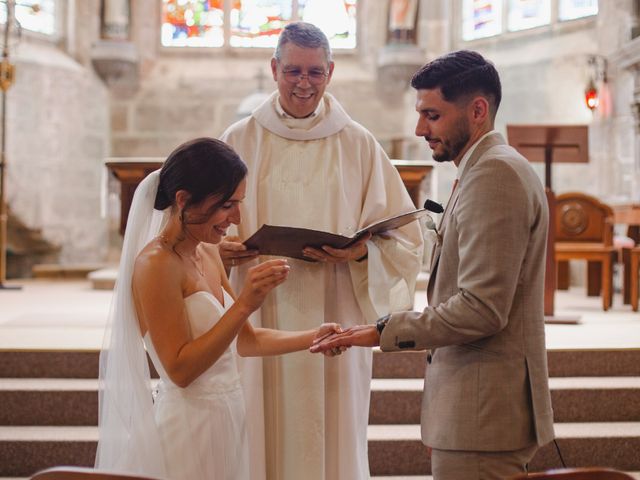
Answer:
[
  {"xmin": 2, "ymin": 347, "xmax": 638, "ymax": 379},
  {"xmin": 371, "ymin": 348, "xmax": 640, "ymax": 379},
  {"xmin": 4, "ymin": 375, "xmax": 640, "ymax": 427},
  {"xmin": 369, "ymin": 377, "xmax": 640, "ymax": 424},
  {"xmin": 0, "ymin": 351, "xmax": 99, "ymax": 379},
  {"xmin": 0, "ymin": 379, "xmax": 98, "ymax": 426},
  {"xmin": 367, "ymin": 422, "xmax": 640, "ymax": 476},
  {"xmin": 31, "ymin": 264, "xmax": 105, "ymax": 280},
  {"xmin": 0, "ymin": 427, "xmax": 97, "ymax": 477},
  {"xmin": 2, "ymin": 423, "xmax": 639, "ymax": 477},
  {"xmin": 87, "ymin": 267, "xmax": 117, "ymax": 291},
  {"xmin": 0, "ymin": 351, "xmax": 157, "ymax": 379}
]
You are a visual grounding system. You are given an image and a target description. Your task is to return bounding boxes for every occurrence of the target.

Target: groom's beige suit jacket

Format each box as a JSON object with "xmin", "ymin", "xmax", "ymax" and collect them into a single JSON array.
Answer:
[{"xmin": 380, "ymin": 132, "xmax": 555, "ymax": 452}]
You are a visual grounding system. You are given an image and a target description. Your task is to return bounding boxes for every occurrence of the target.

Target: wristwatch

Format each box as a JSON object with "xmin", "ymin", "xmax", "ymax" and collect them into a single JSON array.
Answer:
[{"xmin": 376, "ymin": 314, "xmax": 391, "ymax": 335}]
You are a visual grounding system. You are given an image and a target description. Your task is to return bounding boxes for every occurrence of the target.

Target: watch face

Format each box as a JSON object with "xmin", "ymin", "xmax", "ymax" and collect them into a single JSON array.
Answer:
[{"xmin": 376, "ymin": 314, "xmax": 390, "ymax": 334}]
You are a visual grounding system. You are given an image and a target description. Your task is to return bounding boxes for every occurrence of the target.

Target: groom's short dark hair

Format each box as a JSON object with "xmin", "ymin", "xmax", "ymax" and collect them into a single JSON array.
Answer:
[{"xmin": 411, "ymin": 50, "xmax": 502, "ymax": 119}]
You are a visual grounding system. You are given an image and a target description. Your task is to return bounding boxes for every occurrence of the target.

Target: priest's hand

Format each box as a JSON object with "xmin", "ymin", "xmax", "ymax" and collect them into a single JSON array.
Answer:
[
  {"xmin": 302, "ymin": 233, "xmax": 371, "ymax": 264},
  {"xmin": 309, "ymin": 324, "xmax": 380, "ymax": 354},
  {"xmin": 220, "ymin": 236, "xmax": 259, "ymax": 269}
]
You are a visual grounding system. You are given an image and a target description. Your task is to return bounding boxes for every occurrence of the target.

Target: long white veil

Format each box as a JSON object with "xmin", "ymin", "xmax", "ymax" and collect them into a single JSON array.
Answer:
[{"xmin": 95, "ymin": 170, "xmax": 169, "ymax": 478}]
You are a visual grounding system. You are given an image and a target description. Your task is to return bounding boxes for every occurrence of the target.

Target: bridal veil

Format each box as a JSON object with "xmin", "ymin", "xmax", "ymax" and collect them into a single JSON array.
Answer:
[{"xmin": 95, "ymin": 170, "xmax": 169, "ymax": 478}]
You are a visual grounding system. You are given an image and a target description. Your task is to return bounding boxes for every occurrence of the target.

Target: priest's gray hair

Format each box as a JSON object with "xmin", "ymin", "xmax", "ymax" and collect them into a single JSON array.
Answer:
[{"xmin": 274, "ymin": 22, "xmax": 332, "ymax": 64}]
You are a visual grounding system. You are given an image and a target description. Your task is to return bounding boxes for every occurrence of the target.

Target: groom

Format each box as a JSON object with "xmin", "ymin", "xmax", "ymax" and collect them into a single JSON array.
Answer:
[{"xmin": 311, "ymin": 50, "xmax": 555, "ymax": 479}]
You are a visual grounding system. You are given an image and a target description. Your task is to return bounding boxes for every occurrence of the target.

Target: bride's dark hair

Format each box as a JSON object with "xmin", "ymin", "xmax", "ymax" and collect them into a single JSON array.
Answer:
[{"xmin": 154, "ymin": 137, "xmax": 248, "ymax": 222}]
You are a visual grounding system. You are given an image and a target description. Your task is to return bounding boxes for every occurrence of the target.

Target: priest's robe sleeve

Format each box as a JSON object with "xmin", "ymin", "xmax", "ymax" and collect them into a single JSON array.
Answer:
[{"xmin": 347, "ymin": 129, "xmax": 424, "ymax": 322}]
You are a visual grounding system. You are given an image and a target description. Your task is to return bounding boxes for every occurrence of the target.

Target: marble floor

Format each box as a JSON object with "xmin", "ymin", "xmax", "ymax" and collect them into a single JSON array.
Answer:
[{"xmin": 0, "ymin": 277, "xmax": 637, "ymax": 351}]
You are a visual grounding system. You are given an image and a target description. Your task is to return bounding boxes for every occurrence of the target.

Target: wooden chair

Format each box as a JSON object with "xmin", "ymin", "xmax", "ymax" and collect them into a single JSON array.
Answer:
[
  {"xmin": 509, "ymin": 467, "xmax": 635, "ymax": 479},
  {"xmin": 31, "ymin": 466, "xmax": 160, "ymax": 480},
  {"xmin": 554, "ymin": 192, "xmax": 616, "ymax": 311}
]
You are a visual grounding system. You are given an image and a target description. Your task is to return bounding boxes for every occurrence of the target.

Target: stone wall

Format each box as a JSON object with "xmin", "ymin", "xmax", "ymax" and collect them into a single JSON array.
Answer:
[
  {"xmin": 442, "ymin": 0, "xmax": 639, "ymax": 203},
  {"xmin": 111, "ymin": 0, "xmax": 411, "ymax": 160},
  {"xmin": 7, "ymin": 0, "xmax": 640, "ymax": 275},
  {"xmin": 7, "ymin": 30, "xmax": 110, "ymax": 269}
]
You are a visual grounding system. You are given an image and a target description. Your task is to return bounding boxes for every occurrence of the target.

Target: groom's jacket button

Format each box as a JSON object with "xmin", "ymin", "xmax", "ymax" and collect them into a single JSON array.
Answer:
[{"xmin": 397, "ymin": 340, "xmax": 415, "ymax": 349}]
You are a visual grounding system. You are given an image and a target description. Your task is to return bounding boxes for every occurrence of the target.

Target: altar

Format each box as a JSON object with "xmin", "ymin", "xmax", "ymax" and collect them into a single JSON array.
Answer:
[{"xmin": 106, "ymin": 158, "xmax": 436, "ymax": 235}]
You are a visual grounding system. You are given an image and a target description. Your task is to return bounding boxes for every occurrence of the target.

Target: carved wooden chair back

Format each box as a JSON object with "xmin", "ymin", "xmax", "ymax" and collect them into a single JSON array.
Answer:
[{"xmin": 555, "ymin": 192, "xmax": 614, "ymax": 245}]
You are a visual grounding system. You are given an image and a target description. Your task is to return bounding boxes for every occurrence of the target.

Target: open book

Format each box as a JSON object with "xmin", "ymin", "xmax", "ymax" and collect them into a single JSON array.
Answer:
[{"xmin": 243, "ymin": 208, "xmax": 430, "ymax": 261}]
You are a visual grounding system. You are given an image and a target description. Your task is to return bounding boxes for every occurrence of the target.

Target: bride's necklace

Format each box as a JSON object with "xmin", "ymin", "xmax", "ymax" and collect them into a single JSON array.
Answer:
[
  {"xmin": 157, "ymin": 235, "xmax": 204, "ymax": 277},
  {"xmin": 190, "ymin": 251, "xmax": 205, "ymax": 277}
]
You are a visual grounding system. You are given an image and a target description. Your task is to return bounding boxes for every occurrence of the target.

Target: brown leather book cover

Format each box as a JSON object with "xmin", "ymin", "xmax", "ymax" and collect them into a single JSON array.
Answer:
[{"xmin": 243, "ymin": 209, "xmax": 428, "ymax": 261}]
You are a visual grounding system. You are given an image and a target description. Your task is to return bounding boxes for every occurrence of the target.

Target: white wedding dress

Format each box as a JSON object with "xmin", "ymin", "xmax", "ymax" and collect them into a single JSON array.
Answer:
[{"xmin": 144, "ymin": 289, "xmax": 250, "ymax": 480}]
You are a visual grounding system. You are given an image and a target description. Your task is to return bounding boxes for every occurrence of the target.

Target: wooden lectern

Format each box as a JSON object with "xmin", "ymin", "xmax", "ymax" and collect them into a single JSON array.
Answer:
[
  {"xmin": 506, "ymin": 125, "xmax": 589, "ymax": 322},
  {"xmin": 106, "ymin": 159, "xmax": 162, "ymax": 236}
]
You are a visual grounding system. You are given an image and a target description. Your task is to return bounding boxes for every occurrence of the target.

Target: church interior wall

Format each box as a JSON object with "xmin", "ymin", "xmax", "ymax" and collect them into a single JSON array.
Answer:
[
  {"xmin": 7, "ymin": 22, "xmax": 110, "ymax": 268},
  {"xmin": 454, "ymin": 20, "xmax": 602, "ymax": 197},
  {"xmin": 112, "ymin": 0, "xmax": 406, "ymax": 160},
  {"xmin": 4, "ymin": 0, "xmax": 639, "ymax": 276},
  {"xmin": 445, "ymin": 1, "xmax": 640, "ymax": 204}
]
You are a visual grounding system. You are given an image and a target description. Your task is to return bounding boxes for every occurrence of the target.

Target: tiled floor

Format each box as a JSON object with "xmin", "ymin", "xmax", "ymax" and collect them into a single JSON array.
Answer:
[{"xmin": 0, "ymin": 278, "xmax": 638, "ymax": 351}]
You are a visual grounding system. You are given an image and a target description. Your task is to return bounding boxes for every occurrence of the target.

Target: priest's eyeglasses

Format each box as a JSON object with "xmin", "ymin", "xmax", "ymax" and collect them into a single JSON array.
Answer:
[{"xmin": 282, "ymin": 68, "xmax": 329, "ymax": 85}]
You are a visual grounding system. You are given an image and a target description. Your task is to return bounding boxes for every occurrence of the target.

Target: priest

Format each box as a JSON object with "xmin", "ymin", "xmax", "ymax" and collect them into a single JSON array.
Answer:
[{"xmin": 219, "ymin": 21, "xmax": 423, "ymax": 480}]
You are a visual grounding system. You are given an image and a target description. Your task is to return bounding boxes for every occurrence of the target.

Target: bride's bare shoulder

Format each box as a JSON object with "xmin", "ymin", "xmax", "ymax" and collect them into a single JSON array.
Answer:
[{"xmin": 134, "ymin": 238, "xmax": 182, "ymax": 279}]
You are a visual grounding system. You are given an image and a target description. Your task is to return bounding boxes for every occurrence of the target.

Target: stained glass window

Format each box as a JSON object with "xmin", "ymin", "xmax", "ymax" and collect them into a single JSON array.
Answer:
[
  {"xmin": 0, "ymin": 0, "xmax": 56, "ymax": 35},
  {"xmin": 462, "ymin": 0, "xmax": 597, "ymax": 41},
  {"xmin": 161, "ymin": 0, "xmax": 224, "ymax": 48},
  {"xmin": 559, "ymin": 0, "xmax": 597, "ymax": 21},
  {"xmin": 299, "ymin": 0, "xmax": 357, "ymax": 49},
  {"xmin": 229, "ymin": 0, "xmax": 293, "ymax": 48},
  {"xmin": 164, "ymin": 0, "xmax": 357, "ymax": 49},
  {"xmin": 462, "ymin": 0, "xmax": 502, "ymax": 41},
  {"xmin": 508, "ymin": 0, "xmax": 550, "ymax": 32}
]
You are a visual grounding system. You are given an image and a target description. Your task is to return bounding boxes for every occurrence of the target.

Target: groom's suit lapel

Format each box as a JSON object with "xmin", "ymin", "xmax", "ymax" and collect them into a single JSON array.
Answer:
[{"xmin": 426, "ymin": 132, "xmax": 507, "ymax": 301}]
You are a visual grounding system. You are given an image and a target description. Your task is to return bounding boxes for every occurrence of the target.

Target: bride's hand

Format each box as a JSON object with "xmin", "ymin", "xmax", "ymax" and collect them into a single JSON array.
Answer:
[
  {"xmin": 313, "ymin": 323, "xmax": 342, "ymax": 344},
  {"xmin": 236, "ymin": 259, "xmax": 290, "ymax": 313},
  {"xmin": 313, "ymin": 323, "xmax": 348, "ymax": 357}
]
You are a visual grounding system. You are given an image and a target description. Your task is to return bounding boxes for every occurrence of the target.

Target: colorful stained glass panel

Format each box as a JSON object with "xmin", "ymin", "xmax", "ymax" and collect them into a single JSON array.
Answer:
[
  {"xmin": 161, "ymin": 0, "xmax": 224, "ymax": 47},
  {"xmin": 299, "ymin": 0, "xmax": 357, "ymax": 49},
  {"xmin": 508, "ymin": 0, "xmax": 550, "ymax": 32},
  {"xmin": 462, "ymin": 0, "xmax": 502, "ymax": 41},
  {"xmin": 229, "ymin": 0, "xmax": 293, "ymax": 48},
  {"xmin": 0, "ymin": 0, "xmax": 56, "ymax": 35},
  {"xmin": 559, "ymin": 0, "xmax": 598, "ymax": 21}
]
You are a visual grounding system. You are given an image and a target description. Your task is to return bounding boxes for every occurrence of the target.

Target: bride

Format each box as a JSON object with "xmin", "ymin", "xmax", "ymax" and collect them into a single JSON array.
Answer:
[{"xmin": 95, "ymin": 138, "xmax": 341, "ymax": 480}]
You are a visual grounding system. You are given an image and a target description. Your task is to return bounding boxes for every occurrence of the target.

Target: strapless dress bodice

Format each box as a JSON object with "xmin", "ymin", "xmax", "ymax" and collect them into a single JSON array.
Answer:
[{"xmin": 144, "ymin": 289, "xmax": 241, "ymax": 395}]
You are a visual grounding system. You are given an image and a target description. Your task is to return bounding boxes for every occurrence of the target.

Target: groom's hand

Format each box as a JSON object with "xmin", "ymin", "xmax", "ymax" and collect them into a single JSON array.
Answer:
[{"xmin": 309, "ymin": 324, "xmax": 380, "ymax": 354}]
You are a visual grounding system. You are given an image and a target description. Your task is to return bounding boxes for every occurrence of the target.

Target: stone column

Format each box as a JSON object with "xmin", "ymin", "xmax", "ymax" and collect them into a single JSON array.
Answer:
[
  {"xmin": 101, "ymin": 0, "xmax": 130, "ymax": 41},
  {"xmin": 376, "ymin": 0, "xmax": 424, "ymax": 101},
  {"xmin": 91, "ymin": 0, "xmax": 139, "ymax": 95}
]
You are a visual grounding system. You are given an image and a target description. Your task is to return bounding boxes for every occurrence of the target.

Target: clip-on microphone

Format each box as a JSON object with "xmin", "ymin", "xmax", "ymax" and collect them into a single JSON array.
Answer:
[{"xmin": 423, "ymin": 198, "xmax": 444, "ymax": 214}]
